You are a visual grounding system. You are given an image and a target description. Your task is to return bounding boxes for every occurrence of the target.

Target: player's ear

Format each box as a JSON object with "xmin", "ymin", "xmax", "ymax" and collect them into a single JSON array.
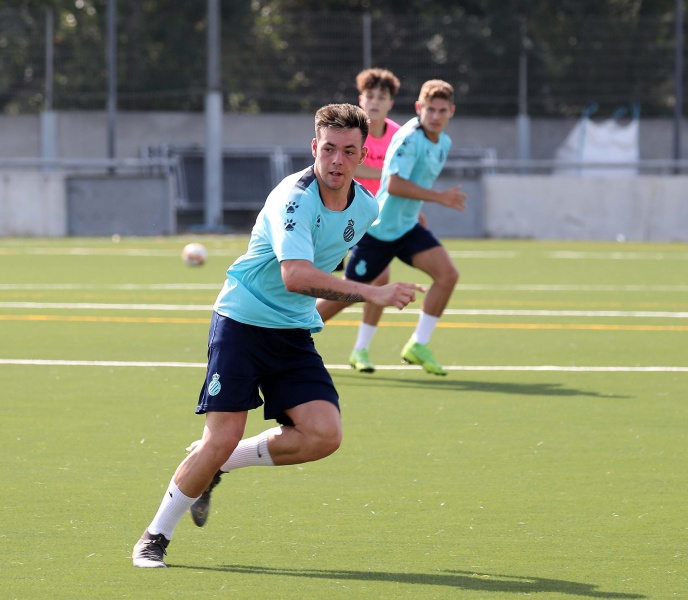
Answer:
[
  {"xmin": 358, "ymin": 94, "xmax": 364, "ymax": 108},
  {"xmin": 414, "ymin": 100, "xmax": 422, "ymax": 115},
  {"xmin": 311, "ymin": 138, "xmax": 317, "ymax": 157},
  {"xmin": 359, "ymin": 145, "xmax": 368, "ymax": 164}
]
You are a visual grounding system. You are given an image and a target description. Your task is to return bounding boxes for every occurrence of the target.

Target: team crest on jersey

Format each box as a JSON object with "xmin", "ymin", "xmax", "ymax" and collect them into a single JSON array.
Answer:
[
  {"xmin": 343, "ymin": 219, "xmax": 355, "ymax": 243},
  {"xmin": 354, "ymin": 259, "xmax": 368, "ymax": 277},
  {"xmin": 286, "ymin": 199, "xmax": 299, "ymax": 213},
  {"xmin": 208, "ymin": 373, "xmax": 221, "ymax": 396},
  {"xmin": 284, "ymin": 219, "xmax": 296, "ymax": 231}
]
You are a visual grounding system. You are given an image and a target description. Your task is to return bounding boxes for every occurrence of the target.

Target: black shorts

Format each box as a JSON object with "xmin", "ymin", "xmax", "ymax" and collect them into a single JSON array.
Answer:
[
  {"xmin": 344, "ymin": 224, "xmax": 442, "ymax": 283},
  {"xmin": 196, "ymin": 313, "xmax": 339, "ymax": 426}
]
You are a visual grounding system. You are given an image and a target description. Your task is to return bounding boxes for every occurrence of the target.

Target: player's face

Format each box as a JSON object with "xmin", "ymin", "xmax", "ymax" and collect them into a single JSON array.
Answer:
[
  {"xmin": 416, "ymin": 97, "xmax": 455, "ymax": 142},
  {"xmin": 312, "ymin": 128, "xmax": 367, "ymax": 193},
  {"xmin": 359, "ymin": 88, "xmax": 394, "ymax": 123}
]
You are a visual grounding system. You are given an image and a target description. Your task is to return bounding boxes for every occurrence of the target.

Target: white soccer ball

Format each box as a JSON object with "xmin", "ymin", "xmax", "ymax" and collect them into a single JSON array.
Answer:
[{"xmin": 181, "ymin": 242, "xmax": 208, "ymax": 267}]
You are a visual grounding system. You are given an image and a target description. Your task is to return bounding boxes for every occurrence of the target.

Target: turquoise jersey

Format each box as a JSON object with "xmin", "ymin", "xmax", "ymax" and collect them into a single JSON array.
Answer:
[
  {"xmin": 214, "ymin": 166, "xmax": 378, "ymax": 333},
  {"xmin": 368, "ymin": 117, "xmax": 452, "ymax": 241}
]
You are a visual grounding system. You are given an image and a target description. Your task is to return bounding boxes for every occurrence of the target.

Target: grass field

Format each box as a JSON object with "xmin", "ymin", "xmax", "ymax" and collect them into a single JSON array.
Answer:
[{"xmin": 1, "ymin": 236, "xmax": 686, "ymax": 599}]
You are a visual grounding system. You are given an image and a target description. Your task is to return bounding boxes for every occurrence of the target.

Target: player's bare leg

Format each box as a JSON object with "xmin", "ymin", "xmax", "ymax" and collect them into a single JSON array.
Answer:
[{"xmin": 349, "ymin": 266, "xmax": 390, "ymax": 372}]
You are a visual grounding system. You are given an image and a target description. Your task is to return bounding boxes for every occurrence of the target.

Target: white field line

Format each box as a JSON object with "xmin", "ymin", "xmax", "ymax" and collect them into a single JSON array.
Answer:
[
  {"xmin": 3, "ymin": 247, "xmax": 688, "ymax": 261},
  {"xmin": 0, "ymin": 358, "xmax": 687, "ymax": 372},
  {"xmin": 1, "ymin": 301, "xmax": 687, "ymax": 319},
  {"xmin": 0, "ymin": 247, "xmax": 243, "ymax": 258},
  {"xmin": 0, "ymin": 283, "xmax": 221, "ymax": 290},
  {"xmin": 549, "ymin": 251, "xmax": 688, "ymax": 260},
  {"xmin": 2, "ymin": 282, "xmax": 688, "ymax": 293}
]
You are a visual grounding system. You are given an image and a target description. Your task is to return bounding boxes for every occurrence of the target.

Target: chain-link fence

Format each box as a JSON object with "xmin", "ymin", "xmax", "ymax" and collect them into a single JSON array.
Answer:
[{"xmin": 1, "ymin": 7, "xmax": 685, "ymax": 117}]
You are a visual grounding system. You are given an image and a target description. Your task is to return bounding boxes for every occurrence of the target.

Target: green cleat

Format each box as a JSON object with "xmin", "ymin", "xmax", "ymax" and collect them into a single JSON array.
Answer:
[
  {"xmin": 401, "ymin": 340, "xmax": 448, "ymax": 376},
  {"xmin": 348, "ymin": 348, "xmax": 376, "ymax": 373}
]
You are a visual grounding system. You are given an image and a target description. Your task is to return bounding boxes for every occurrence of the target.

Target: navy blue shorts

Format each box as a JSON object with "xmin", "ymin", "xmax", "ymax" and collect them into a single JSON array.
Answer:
[
  {"xmin": 344, "ymin": 224, "xmax": 442, "ymax": 283},
  {"xmin": 196, "ymin": 313, "xmax": 339, "ymax": 426}
]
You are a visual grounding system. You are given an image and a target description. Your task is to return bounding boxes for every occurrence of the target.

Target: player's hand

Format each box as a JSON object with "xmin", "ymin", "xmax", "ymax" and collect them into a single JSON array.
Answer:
[
  {"xmin": 437, "ymin": 185, "xmax": 467, "ymax": 211},
  {"xmin": 369, "ymin": 282, "xmax": 426, "ymax": 310},
  {"xmin": 418, "ymin": 212, "xmax": 428, "ymax": 228}
]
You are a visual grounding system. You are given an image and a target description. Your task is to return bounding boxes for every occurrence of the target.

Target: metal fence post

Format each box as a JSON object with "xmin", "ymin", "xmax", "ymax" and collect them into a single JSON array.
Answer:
[
  {"xmin": 673, "ymin": 0, "xmax": 684, "ymax": 163},
  {"xmin": 205, "ymin": 0, "xmax": 224, "ymax": 230},
  {"xmin": 362, "ymin": 12, "xmax": 372, "ymax": 70}
]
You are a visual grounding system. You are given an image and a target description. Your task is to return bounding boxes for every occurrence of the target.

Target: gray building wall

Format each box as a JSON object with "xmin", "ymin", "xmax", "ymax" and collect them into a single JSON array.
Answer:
[{"xmin": 1, "ymin": 111, "xmax": 686, "ymax": 161}]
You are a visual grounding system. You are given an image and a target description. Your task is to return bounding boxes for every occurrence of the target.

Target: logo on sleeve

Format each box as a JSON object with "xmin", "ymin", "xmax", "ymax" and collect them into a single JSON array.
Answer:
[
  {"xmin": 286, "ymin": 199, "xmax": 300, "ymax": 213},
  {"xmin": 284, "ymin": 219, "xmax": 296, "ymax": 231},
  {"xmin": 343, "ymin": 219, "xmax": 355, "ymax": 243}
]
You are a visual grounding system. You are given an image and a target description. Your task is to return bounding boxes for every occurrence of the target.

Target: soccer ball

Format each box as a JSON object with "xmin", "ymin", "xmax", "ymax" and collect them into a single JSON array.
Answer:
[{"xmin": 181, "ymin": 242, "xmax": 208, "ymax": 267}]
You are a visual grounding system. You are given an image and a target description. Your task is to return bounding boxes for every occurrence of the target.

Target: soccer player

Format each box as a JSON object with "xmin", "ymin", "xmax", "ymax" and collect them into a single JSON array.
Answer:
[
  {"xmin": 335, "ymin": 68, "xmax": 402, "ymax": 373},
  {"xmin": 316, "ymin": 80, "xmax": 467, "ymax": 376},
  {"xmin": 353, "ymin": 67, "xmax": 401, "ymax": 195},
  {"xmin": 132, "ymin": 103, "xmax": 424, "ymax": 568}
]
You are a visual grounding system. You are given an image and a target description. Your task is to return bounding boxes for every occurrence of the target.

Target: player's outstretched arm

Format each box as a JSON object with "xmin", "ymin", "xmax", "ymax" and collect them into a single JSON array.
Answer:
[
  {"xmin": 387, "ymin": 174, "xmax": 467, "ymax": 211},
  {"xmin": 365, "ymin": 281, "xmax": 425, "ymax": 310},
  {"xmin": 282, "ymin": 259, "xmax": 424, "ymax": 310}
]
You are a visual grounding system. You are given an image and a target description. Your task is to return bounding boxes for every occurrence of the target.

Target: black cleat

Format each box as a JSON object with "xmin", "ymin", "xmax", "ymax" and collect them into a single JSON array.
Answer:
[{"xmin": 189, "ymin": 470, "xmax": 223, "ymax": 527}]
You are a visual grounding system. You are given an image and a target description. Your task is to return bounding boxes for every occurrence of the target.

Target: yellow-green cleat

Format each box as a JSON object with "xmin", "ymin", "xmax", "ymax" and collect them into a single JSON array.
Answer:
[
  {"xmin": 348, "ymin": 348, "xmax": 376, "ymax": 373},
  {"xmin": 401, "ymin": 340, "xmax": 448, "ymax": 376}
]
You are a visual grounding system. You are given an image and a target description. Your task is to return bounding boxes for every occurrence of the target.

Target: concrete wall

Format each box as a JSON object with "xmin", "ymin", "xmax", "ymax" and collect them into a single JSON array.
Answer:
[
  {"xmin": 67, "ymin": 175, "xmax": 175, "ymax": 236},
  {"xmin": 0, "ymin": 170, "xmax": 67, "ymax": 236},
  {"xmin": 2, "ymin": 111, "xmax": 687, "ymax": 161},
  {"xmin": 483, "ymin": 175, "xmax": 688, "ymax": 242},
  {"xmin": 2, "ymin": 112, "xmax": 687, "ymax": 239},
  {"xmin": 0, "ymin": 171, "xmax": 174, "ymax": 237}
]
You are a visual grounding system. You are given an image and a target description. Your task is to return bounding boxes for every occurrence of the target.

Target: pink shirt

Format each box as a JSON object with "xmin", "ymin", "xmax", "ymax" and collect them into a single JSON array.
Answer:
[{"xmin": 357, "ymin": 118, "xmax": 400, "ymax": 196}]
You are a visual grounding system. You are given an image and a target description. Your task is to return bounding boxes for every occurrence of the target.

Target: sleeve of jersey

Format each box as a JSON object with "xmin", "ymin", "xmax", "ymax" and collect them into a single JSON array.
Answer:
[
  {"xmin": 386, "ymin": 135, "xmax": 420, "ymax": 181},
  {"xmin": 265, "ymin": 186, "xmax": 317, "ymax": 264}
]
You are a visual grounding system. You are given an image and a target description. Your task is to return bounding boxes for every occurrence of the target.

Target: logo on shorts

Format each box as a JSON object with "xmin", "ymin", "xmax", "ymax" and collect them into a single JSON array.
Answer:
[
  {"xmin": 208, "ymin": 373, "xmax": 222, "ymax": 396},
  {"xmin": 343, "ymin": 219, "xmax": 355, "ymax": 243},
  {"xmin": 354, "ymin": 259, "xmax": 368, "ymax": 277}
]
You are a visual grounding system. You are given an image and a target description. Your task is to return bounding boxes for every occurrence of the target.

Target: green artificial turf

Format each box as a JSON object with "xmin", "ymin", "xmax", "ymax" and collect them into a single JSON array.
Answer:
[{"xmin": 0, "ymin": 236, "xmax": 686, "ymax": 599}]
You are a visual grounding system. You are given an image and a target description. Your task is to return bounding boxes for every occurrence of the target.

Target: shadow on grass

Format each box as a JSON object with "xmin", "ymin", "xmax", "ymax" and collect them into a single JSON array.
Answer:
[
  {"xmin": 335, "ymin": 372, "xmax": 627, "ymax": 399},
  {"xmin": 171, "ymin": 564, "xmax": 645, "ymax": 598}
]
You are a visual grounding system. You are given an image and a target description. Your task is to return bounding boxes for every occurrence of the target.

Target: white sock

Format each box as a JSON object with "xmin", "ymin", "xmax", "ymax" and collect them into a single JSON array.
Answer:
[
  {"xmin": 148, "ymin": 479, "xmax": 199, "ymax": 540},
  {"xmin": 353, "ymin": 322, "xmax": 377, "ymax": 351},
  {"xmin": 220, "ymin": 427, "xmax": 279, "ymax": 472},
  {"xmin": 412, "ymin": 311, "xmax": 440, "ymax": 345}
]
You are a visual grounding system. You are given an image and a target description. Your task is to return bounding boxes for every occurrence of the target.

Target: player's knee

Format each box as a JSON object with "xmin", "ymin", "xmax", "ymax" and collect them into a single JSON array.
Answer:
[
  {"xmin": 308, "ymin": 420, "xmax": 342, "ymax": 460},
  {"xmin": 199, "ymin": 436, "xmax": 241, "ymax": 469},
  {"xmin": 436, "ymin": 264, "xmax": 459, "ymax": 289}
]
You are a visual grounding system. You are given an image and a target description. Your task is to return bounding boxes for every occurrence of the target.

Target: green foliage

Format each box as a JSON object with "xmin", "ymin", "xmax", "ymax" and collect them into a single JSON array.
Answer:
[{"xmin": 0, "ymin": 1, "xmax": 685, "ymax": 115}]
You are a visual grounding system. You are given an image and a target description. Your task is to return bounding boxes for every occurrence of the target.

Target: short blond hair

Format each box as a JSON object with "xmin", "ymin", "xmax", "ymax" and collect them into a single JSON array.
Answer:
[{"xmin": 418, "ymin": 80, "xmax": 454, "ymax": 105}]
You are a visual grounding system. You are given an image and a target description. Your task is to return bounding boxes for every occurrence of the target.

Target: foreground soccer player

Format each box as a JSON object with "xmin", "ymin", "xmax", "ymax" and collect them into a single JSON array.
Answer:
[{"xmin": 132, "ymin": 103, "xmax": 424, "ymax": 568}]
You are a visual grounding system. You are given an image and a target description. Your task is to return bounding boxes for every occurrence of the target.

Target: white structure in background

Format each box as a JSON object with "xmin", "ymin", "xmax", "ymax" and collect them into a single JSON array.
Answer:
[{"xmin": 555, "ymin": 105, "xmax": 640, "ymax": 176}]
